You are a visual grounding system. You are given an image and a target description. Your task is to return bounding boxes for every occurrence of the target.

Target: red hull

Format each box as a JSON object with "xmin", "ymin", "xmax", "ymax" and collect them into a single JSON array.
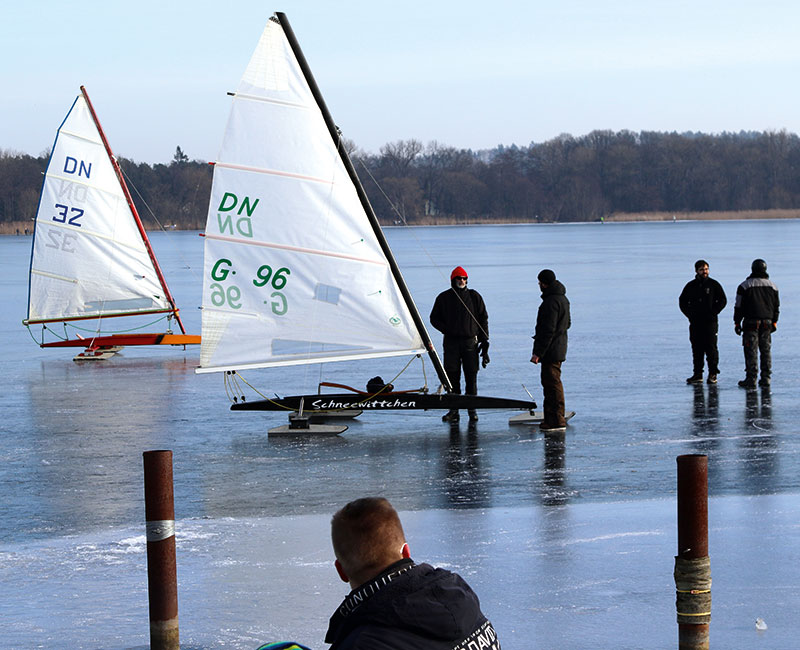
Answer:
[{"xmin": 41, "ymin": 333, "xmax": 201, "ymax": 349}]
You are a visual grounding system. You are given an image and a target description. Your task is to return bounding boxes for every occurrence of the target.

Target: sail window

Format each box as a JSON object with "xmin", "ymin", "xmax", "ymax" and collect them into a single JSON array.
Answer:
[{"xmin": 314, "ymin": 283, "xmax": 341, "ymax": 305}]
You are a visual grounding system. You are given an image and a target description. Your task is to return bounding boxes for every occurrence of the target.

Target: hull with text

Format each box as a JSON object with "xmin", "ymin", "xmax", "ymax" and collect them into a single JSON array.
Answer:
[{"xmin": 230, "ymin": 392, "xmax": 536, "ymax": 412}]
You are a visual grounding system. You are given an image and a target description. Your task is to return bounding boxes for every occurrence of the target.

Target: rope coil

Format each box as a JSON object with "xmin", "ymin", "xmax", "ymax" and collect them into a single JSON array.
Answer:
[{"xmin": 674, "ymin": 556, "xmax": 711, "ymax": 624}]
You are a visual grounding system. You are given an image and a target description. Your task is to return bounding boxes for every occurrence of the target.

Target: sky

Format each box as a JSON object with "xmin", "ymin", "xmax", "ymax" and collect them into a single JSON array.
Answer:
[{"xmin": 2, "ymin": 0, "xmax": 800, "ymax": 163}]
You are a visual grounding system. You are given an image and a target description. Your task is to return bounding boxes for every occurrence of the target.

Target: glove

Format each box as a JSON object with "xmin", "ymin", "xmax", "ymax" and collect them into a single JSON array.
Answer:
[
  {"xmin": 734, "ymin": 323, "xmax": 742, "ymax": 335},
  {"xmin": 478, "ymin": 340, "xmax": 490, "ymax": 368}
]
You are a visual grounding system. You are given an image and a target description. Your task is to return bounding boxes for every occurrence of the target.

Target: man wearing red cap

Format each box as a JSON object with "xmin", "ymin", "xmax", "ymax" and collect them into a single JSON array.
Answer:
[{"xmin": 430, "ymin": 266, "xmax": 490, "ymax": 422}]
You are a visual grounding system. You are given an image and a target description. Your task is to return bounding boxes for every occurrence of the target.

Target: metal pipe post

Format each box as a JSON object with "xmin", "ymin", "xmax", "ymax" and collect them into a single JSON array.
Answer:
[
  {"xmin": 676, "ymin": 454, "xmax": 710, "ymax": 649},
  {"xmin": 143, "ymin": 450, "xmax": 180, "ymax": 650}
]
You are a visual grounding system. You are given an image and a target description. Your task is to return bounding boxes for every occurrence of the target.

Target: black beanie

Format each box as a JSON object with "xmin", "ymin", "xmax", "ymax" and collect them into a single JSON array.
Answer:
[{"xmin": 538, "ymin": 269, "xmax": 556, "ymax": 285}]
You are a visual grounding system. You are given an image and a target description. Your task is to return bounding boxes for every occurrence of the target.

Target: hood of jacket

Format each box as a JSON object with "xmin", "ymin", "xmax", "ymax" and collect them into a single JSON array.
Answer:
[{"xmin": 541, "ymin": 279, "xmax": 567, "ymax": 298}]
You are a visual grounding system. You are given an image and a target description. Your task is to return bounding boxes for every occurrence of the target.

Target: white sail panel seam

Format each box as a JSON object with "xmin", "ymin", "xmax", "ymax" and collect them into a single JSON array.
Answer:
[
  {"xmin": 34, "ymin": 219, "xmax": 148, "ymax": 254},
  {"xmin": 57, "ymin": 128, "xmax": 102, "ymax": 146},
  {"xmin": 214, "ymin": 161, "xmax": 334, "ymax": 185},
  {"xmin": 42, "ymin": 172, "xmax": 125, "ymax": 195},
  {"xmin": 204, "ymin": 233, "xmax": 388, "ymax": 266}
]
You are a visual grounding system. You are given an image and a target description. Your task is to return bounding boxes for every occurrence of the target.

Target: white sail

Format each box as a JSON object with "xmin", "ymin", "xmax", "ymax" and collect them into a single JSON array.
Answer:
[
  {"xmin": 198, "ymin": 17, "xmax": 426, "ymax": 373},
  {"xmin": 26, "ymin": 94, "xmax": 170, "ymax": 325}
]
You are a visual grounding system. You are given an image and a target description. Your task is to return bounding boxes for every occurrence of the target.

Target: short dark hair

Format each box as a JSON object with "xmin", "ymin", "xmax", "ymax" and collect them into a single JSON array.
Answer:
[
  {"xmin": 331, "ymin": 497, "xmax": 406, "ymax": 580},
  {"xmin": 695, "ymin": 259, "xmax": 708, "ymax": 271}
]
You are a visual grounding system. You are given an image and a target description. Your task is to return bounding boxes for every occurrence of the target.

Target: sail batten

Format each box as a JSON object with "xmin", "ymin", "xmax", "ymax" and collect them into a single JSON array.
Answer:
[{"xmin": 232, "ymin": 92, "xmax": 310, "ymax": 110}]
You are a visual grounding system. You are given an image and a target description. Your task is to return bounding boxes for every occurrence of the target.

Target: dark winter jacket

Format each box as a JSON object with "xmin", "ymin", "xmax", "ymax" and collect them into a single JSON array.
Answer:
[
  {"xmin": 430, "ymin": 283, "xmax": 489, "ymax": 342},
  {"xmin": 532, "ymin": 280, "xmax": 570, "ymax": 362},
  {"xmin": 733, "ymin": 273, "xmax": 779, "ymax": 324},
  {"xmin": 679, "ymin": 276, "xmax": 727, "ymax": 323},
  {"xmin": 325, "ymin": 559, "xmax": 500, "ymax": 650}
]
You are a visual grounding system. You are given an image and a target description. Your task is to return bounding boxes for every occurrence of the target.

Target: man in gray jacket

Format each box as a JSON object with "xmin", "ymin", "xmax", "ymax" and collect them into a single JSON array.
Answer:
[
  {"xmin": 531, "ymin": 269, "xmax": 571, "ymax": 431},
  {"xmin": 734, "ymin": 258, "xmax": 779, "ymax": 388}
]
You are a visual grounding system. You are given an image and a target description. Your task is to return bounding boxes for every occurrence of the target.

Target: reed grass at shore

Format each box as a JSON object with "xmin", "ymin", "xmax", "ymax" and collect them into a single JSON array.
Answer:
[{"xmin": 3, "ymin": 209, "xmax": 800, "ymax": 235}]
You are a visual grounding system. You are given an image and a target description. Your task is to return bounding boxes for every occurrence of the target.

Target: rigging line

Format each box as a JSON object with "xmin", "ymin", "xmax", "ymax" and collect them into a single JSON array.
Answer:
[
  {"xmin": 302, "ymin": 125, "xmax": 348, "ymax": 394},
  {"xmin": 25, "ymin": 324, "xmax": 50, "ymax": 345},
  {"xmin": 355, "ymin": 156, "xmax": 486, "ymax": 333},
  {"xmin": 66, "ymin": 314, "xmax": 169, "ymax": 334},
  {"xmin": 385, "ymin": 354, "xmax": 427, "ymax": 393},
  {"xmin": 233, "ymin": 372, "xmax": 296, "ymax": 411},
  {"xmin": 119, "ymin": 165, "xmax": 202, "ymax": 282},
  {"xmin": 355, "ymin": 155, "xmax": 530, "ymax": 393}
]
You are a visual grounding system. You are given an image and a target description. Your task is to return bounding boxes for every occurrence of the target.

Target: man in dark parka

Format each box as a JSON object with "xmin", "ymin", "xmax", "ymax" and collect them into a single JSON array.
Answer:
[
  {"xmin": 530, "ymin": 269, "xmax": 571, "ymax": 431},
  {"xmin": 679, "ymin": 259, "xmax": 727, "ymax": 385}
]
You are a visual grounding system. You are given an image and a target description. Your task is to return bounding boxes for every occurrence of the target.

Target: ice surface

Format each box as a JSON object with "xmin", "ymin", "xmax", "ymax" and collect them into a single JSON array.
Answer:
[
  {"xmin": 2, "ymin": 496, "xmax": 800, "ymax": 649},
  {"xmin": 4, "ymin": 222, "xmax": 800, "ymax": 648}
]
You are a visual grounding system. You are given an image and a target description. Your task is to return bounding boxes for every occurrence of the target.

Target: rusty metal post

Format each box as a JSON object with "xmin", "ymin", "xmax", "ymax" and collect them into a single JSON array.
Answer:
[
  {"xmin": 676, "ymin": 454, "xmax": 710, "ymax": 649},
  {"xmin": 143, "ymin": 450, "xmax": 180, "ymax": 650}
]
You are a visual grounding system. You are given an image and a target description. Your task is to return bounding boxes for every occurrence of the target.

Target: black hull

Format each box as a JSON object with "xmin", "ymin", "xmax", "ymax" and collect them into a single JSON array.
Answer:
[{"xmin": 230, "ymin": 392, "xmax": 536, "ymax": 412}]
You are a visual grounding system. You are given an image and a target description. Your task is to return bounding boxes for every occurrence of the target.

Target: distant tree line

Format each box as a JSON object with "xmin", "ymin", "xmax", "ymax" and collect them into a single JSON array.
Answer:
[
  {"xmin": 0, "ymin": 146, "xmax": 211, "ymax": 231},
  {"xmin": 356, "ymin": 130, "xmax": 800, "ymax": 223},
  {"xmin": 3, "ymin": 131, "xmax": 800, "ymax": 229}
]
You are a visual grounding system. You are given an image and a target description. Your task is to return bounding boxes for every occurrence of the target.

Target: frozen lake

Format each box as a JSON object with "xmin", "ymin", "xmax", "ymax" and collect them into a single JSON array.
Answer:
[{"xmin": 2, "ymin": 221, "xmax": 800, "ymax": 648}]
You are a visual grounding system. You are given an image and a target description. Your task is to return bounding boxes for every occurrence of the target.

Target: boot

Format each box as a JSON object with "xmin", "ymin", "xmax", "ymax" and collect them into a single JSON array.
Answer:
[{"xmin": 442, "ymin": 409, "xmax": 459, "ymax": 422}]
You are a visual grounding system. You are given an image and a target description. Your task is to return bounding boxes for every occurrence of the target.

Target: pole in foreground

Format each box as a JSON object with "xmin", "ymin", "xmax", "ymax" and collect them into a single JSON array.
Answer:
[
  {"xmin": 675, "ymin": 454, "xmax": 710, "ymax": 649},
  {"xmin": 143, "ymin": 450, "xmax": 180, "ymax": 650}
]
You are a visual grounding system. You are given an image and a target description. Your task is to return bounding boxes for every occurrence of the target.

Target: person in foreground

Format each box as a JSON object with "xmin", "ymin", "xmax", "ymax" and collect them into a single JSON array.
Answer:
[
  {"xmin": 733, "ymin": 258, "xmax": 779, "ymax": 389},
  {"xmin": 430, "ymin": 266, "xmax": 490, "ymax": 423},
  {"xmin": 530, "ymin": 269, "xmax": 571, "ymax": 431},
  {"xmin": 325, "ymin": 497, "xmax": 501, "ymax": 650},
  {"xmin": 679, "ymin": 259, "xmax": 727, "ymax": 384}
]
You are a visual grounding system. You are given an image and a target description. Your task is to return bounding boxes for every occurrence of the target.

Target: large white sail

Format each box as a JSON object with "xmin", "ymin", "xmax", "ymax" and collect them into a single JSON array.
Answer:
[
  {"xmin": 198, "ymin": 17, "xmax": 426, "ymax": 373},
  {"xmin": 26, "ymin": 94, "xmax": 170, "ymax": 325}
]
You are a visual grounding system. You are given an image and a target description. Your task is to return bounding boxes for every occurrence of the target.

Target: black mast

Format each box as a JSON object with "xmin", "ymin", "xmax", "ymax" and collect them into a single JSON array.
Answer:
[{"xmin": 275, "ymin": 12, "xmax": 452, "ymax": 393}]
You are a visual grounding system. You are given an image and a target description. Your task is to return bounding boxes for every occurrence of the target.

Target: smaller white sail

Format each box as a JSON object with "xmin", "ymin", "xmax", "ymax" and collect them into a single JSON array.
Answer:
[
  {"xmin": 198, "ymin": 17, "xmax": 426, "ymax": 373},
  {"xmin": 26, "ymin": 94, "xmax": 170, "ymax": 325}
]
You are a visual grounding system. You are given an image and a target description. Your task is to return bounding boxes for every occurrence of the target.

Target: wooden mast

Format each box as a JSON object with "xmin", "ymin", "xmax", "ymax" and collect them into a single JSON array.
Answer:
[
  {"xmin": 79, "ymin": 86, "xmax": 187, "ymax": 336},
  {"xmin": 274, "ymin": 13, "xmax": 453, "ymax": 393}
]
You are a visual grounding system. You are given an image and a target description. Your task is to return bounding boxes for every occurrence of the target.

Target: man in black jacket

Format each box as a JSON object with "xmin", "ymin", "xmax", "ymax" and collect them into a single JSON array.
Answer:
[
  {"xmin": 734, "ymin": 258, "xmax": 779, "ymax": 388},
  {"xmin": 325, "ymin": 497, "xmax": 501, "ymax": 650},
  {"xmin": 679, "ymin": 259, "xmax": 727, "ymax": 385},
  {"xmin": 531, "ymin": 269, "xmax": 571, "ymax": 431},
  {"xmin": 430, "ymin": 266, "xmax": 490, "ymax": 423}
]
